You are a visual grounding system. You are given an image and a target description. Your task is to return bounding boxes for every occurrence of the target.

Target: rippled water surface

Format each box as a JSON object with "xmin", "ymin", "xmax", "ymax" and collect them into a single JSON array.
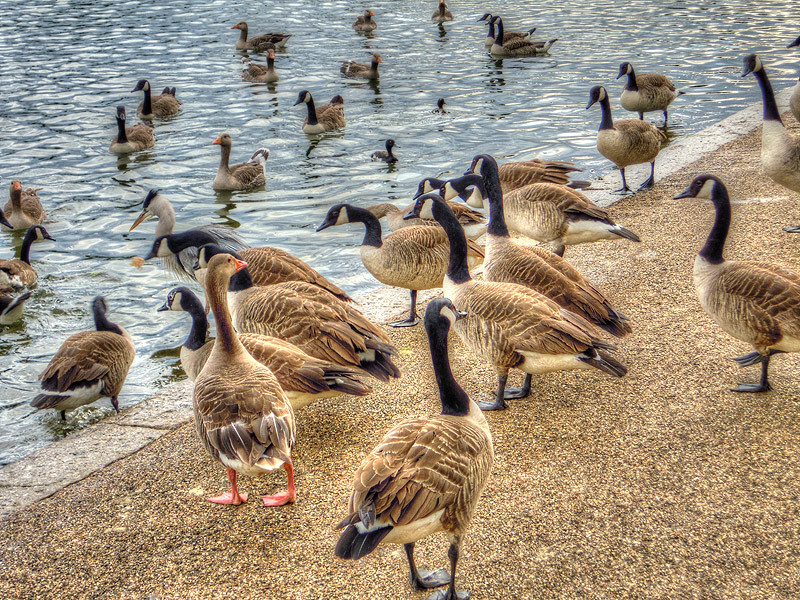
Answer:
[{"xmin": 0, "ymin": 0, "xmax": 796, "ymax": 464}]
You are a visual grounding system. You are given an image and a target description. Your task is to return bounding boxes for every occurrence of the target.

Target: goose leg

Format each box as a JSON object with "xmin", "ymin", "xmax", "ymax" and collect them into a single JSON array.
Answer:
[
  {"xmin": 405, "ymin": 543, "xmax": 450, "ymax": 590},
  {"xmin": 390, "ymin": 290, "xmax": 420, "ymax": 327},
  {"xmin": 262, "ymin": 461, "xmax": 296, "ymax": 506},
  {"xmin": 638, "ymin": 112, "xmax": 644, "ymax": 120},
  {"xmin": 208, "ymin": 468, "xmax": 248, "ymax": 505},
  {"xmin": 60, "ymin": 410, "xmax": 66, "ymax": 421},
  {"xmin": 732, "ymin": 353, "xmax": 773, "ymax": 393},
  {"xmin": 638, "ymin": 163, "xmax": 655, "ymax": 191},
  {"xmin": 614, "ymin": 169, "xmax": 632, "ymax": 194},
  {"xmin": 110, "ymin": 395, "xmax": 120, "ymax": 413},
  {"xmin": 425, "ymin": 538, "xmax": 470, "ymax": 600},
  {"xmin": 477, "ymin": 374, "xmax": 510, "ymax": 411},
  {"xmin": 502, "ymin": 373, "xmax": 532, "ymax": 399}
]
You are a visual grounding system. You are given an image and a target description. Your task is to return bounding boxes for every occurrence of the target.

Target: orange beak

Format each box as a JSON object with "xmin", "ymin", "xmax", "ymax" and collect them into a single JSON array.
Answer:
[
  {"xmin": 268, "ymin": 50, "xmax": 274, "ymax": 58},
  {"xmin": 377, "ymin": 56, "xmax": 383, "ymax": 63},
  {"xmin": 12, "ymin": 181, "xmax": 22, "ymax": 191},
  {"xmin": 212, "ymin": 137, "xmax": 221, "ymax": 145},
  {"xmin": 369, "ymin": 11, "xmax": 374, "ymax": 16},
  {"xmin": 231, "ymin": 24, "xmax": 239, "ymax": 29},
  {"xmin": 233, "ymin": 258, "xmax": 248, "ymax": 273}
]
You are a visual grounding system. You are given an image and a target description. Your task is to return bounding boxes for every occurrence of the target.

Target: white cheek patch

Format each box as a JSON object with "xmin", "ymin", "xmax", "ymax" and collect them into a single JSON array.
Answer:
[
  {"xmin": 420, "ymin": 200, "xmax": 435, "ymax": 220},
  {"xmin": 335, "ymin": 208, "xmax": 349, "ymax": 226},
  {"xmin": 304, "ymin": 92, "xmax": 311, "ymax": 103},
  {"xmin": 698, "ymin": 179, "xmax": 715, "ymax": 199},
  {"xmin": 754, "ymin": 56, "xmax": 762, "ymax": 71},
  {"xmin": 423, "ymin": 180, "xmax": 434, "ymax": 193},
  {"xmin": 474, "ymin": 158, "xmax": 483, "ymax": 173},
  {"xmin": 441, "ymin": 306, "xmax": 457, "ymax": 326},
  {"xmin": 171, "ymin": 292, "xmax": 182, "ymax": 310},
  {"xmin": 157, "ymin": 241, "xmax": 172, "ymax": 257},
  {"xmin": 599, "ymin": 87, "xmax": 607, "ymax": 101}
]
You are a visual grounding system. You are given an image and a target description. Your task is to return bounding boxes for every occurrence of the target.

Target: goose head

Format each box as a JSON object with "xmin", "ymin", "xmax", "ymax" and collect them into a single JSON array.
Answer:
[
  {"xmin": 371, "ymin": 53, "xmax": 383, "ymax": 64},
  {"xmin": 92, "ymin": 296, "xmax": 109, "ymax": 318},
  {"xmin": 231, "ymin": 21, "xmax": 248, "ymax": 31},
  {"xmin": 293, "ymin": 90, "xmax": 313, "ymax": 106},
  {"xmin": 129, "ymin": 189, "xmax": 163, "ymax": 231},
  {"xmin": 212, "ymin": 132, "xmax": 233, "ymax": 147},
  {"xmin": 426, "ymin": 297, "xmax": 467, "ymax": 331},
  {"xmin": 316, "ymin": 204, "xmax": 352, "ymax": 231},
  {"xmin": 385, "ymin": 139, "xmax": 395, "ymax": 151},
  {"xmin": 742, "ymin": 54, "xmax": 763, "ymax": 77},
  {"xmin": 29, "ymin": 224, "xmax": 55, "ymax": 243},
  {"xmin": 437, "ymin": 98, "xmax": 446, "ymax": 111},
  {"xmin": 477, "ymin": 13, "xmax": 492, "ymax": 22},
  {"xmin": 192, "ymin": 244, "xmax": 245, "ymax": 272},
  {"xmin": 673, "ymin": 174, "xmax": 721, "ymax": 200},
  {"xmin": 116, "ymin": 105, "xmax": 127, "ymax": 122},
  {"xmin": 363, "ymin": 10, "xmax": 375, "ymax": 19},
  {"xmin": 206, "ymin": 253, "xmax": 248, "ymax": 282},
  {"xmin": 586, "ymin": 85, "xmax": 608, "ymax": 109},
  {"xmin": 131, "ymin": 79, "xmax": 150, "ymax": 93},
  {"xmin": 787, "ymin": 36, "xmax": 800, "ymax": 48},
  {"xmin": 616, "ymin": 62, "xmax": 634, "ymax": 79},
  {"xmin": 413, "ymin": 177, "xmax": 444, "ymax": 200},
  {"xmin": 157, "ymin": 286, "xmax": 196, "ymax": 313},
  {"xmin": 404, "ymin": 193, "xmax": 444, "ymax": 221}
]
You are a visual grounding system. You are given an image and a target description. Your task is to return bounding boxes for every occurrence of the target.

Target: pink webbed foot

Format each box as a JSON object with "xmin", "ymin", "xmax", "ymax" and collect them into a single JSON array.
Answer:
[
  {"xmin": 261, "ymin": 490, "xmax": 294, "ymax": 506},
  {"xmin": 208, "ymin": 491, "xmax": 248, "ymax": 505}
]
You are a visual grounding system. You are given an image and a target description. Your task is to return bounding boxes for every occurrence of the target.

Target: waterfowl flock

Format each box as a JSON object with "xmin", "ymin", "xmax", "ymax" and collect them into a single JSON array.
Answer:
[{"xmin": 4, "ymin": 3, "xmax": 800, "ymax": 598}]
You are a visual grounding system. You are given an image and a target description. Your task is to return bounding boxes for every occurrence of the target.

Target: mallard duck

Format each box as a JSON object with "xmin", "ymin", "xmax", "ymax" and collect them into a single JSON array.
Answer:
[
  {"xmin": 341, "ymin": 53, "xmax": 382, "ymax": 79},
  {"xmin": 335, "ymin": 299, "xmax": 493, "ymax": 600},
  {"xmin": 0, "ymin": 225, "xmax": 55, "ymax": 289},
  {"xmin": 366, "ymin": 200, "xmax": 487, "ymax": 240},
  {"xmin": 352, "ymin": 10, "xmax": 377, "ymax": 31},
  {"xmin": 131, "ymin": 79, "xmax": 181, "ymax": 120},
  {"xmin": 432, "ymin": 0, "xmax": 453, "ymax": 22},
  {"xmin": 241, "ymin": 50, "xmax": 279, "ymax": 83},
  {"xmin": 0, "ymin": 291, "xmax": 32, "ymax": 325},
  {"xmin": 31, "ymin": 297, "xmax": 135, "ymax": 420},
  {"xmin": 294, "ymin": 91, "xmax": 346, "ymax": 134},
  {"xmin": 617, "ymin": 62, "xmax": 683, "ymax": 123},
  {"xmin": 490, "ymin": 17, "xmax": 556, "ymax": 57},
  {"xmin": 232, "ymin": 21, "xmax": 292, "ymax": 51},
  {"xmin": 3, "ymin": 181, "xmax": 45, "ymax": 231},
  {"xmin": 109, "ymin": 106, "xmax": 154, "ymax": 154},
  {"xmin": 371, "ymin": 139, "xmax": 397, "ymax": 162},
  {"xmin": 212, "ymin": 133, "xmax": 268, "ymax": 191}
]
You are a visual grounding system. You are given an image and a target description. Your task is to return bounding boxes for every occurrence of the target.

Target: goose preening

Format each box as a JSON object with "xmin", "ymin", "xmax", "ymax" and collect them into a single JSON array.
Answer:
[
  {"xmin": 406, "ymin": 194, "xmax": 627, "ymax": 411},
  {"xmin": 788, "ymin": 36, "xmax": 800, "ymax": 123},
  {"xmin": 587, "ymin": 85, "xmax": 666, "ymax": 194},
  {"xmin": 241, "ymin": 50, "xmax": 279, "ymax": 83},
  {"xmin": 31, "ymin": 296, "xmax": 135, "ymax": 420},
  {"xmin": 433, "ymin": 98, "xmax": 447, "ymax": 113},
  {"xmin": 160, "ymin": 286, "xmax": 371, "ymax": 409},
  {"xmin": 0, "ymin": 225, "xmax": 55, "ymax": 289},
  {"xmin": 468, "ymin": 154, "xmax": 632, "ymax": 338},
  {"xmin": 455, "ymin": 163, "xmax": 641, "ymax": 256},
  {"xmin": 366, "ymin": 200, "xmax": 487, "ymax": 240},
  {"xmin": 4, "ymin": 181, "xmax": 45, "ymax": 231},
  {"xmin": 432, "ymin": 0, "xmax": 453, "ymax": 22},
  {"xmin": 212, "ymin": 133, "xmax": 268, "ymax": 191},
  {"xmin": 109, "ymin": 106, "xmax": 154, "ymax": 154},
  {"xmin": 490, "ymin": 17, "xmax": 556, "ymax": 57},
  {"xmin": 129, "ymin": 189, "xmax": 249, "ymax": 280},
  {"xmin": 131, "ymin": 79, "xmax": 181, "ymax": 120},
  {"xmin": 316, "ymin": 203, "xmax": 484, "ymax": 327},
  {"xmin": 194, "ymin": 253, "xmax": 296, "ymax": 506},
  {"xmin": 675, "ymin": 175, "xmax": 800, "ymax": 393},
  {"xmin": 0, "ymin": 291, "xmax": 32, "ymax": 325},
  {"xmin": 341, "ymin": 53, "xmax": 382, "ymax": 79},
  {"xmin": 616, "ymin": 62, "xmax": 683, "ymax": 123},
  {"xmin": 294, "ymin": 90, "xmax": 346, "ymax": 134},
  {"xmin": 231, "ymin": 21, "xmax": 292, "ymax": 51},
  {"xmin": 742, "ymin": 54, "xmax": 800, "ymax": 231},
  {"xmin": 335, "ymin": 298, "xmax": 493, "ymax": 600},
  {"xmin": 352, "ymin": 10, "xmax": 377, "ymax": 31},
  {"xmin": 371, "ymin": 139, "xmax": 397, "ymax": 162}
]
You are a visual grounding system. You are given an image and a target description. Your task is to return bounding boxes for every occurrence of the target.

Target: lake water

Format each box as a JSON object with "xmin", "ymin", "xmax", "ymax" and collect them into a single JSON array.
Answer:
[{"xmin": 0, "ymin": 0, "xmax": 796, "ymax": 465}]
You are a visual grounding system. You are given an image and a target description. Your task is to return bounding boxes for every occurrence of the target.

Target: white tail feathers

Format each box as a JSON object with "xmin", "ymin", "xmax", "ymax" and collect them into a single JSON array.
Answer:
[{"xmin": 250, "ymin": 148, "xmax": 270, "ymax": 165}]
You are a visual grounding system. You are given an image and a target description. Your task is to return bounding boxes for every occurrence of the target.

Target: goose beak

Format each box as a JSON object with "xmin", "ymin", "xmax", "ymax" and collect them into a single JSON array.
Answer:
[
  {"xmin": 586, "ymin": 98, "xmax": 597, "ymax": 109},
  {"xmin": 212, "ymin": 137, "xmax": 222, "ymax": 145},
  {"xmin": 316, "ymin": 218, "xmax": 334, "ymax": 232},
  {"xmin": 233, "ymin": 258, "xmax": 248, "ymax": 272},
  {"xmin": 673, "ymin": 186, "xmax": 695, "ymax": 199},
  {"xmin": 403, "ymin": 206, "xmax": 419, "ymax": 220},
  {"xmin": 156, "ymin": 301, "xmax": 169, "ymax": 312},
  {"xmin": 231, "ymin": 24, "xmax": 239, "ymax": 29},
  {"xmin": 129, "ymin": 211, "xmax": 150, "ymax": 231},
  {"xmin": 0, "ymin": 213, "xmax": 12, "ymax": 229},
  {"xmin": 43, "ymin": 233, "xmax": 55, "ymax": 242},
  {"xmin": 454, "ymin": 308, "xmax": 467, "ymax": 321}
]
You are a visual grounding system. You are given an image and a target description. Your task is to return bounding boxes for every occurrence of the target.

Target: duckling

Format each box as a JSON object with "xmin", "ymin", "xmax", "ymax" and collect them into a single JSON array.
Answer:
[
  {"xmin": 366, "ymin": 200, "xmax": 487, "ymax": 239},
  {"xmin": 586, "ymin": 85, "xmax": 666, "ymax": 194},
  {"xmin": 31, "ymin": 296, "xmax": 135, "ymax": 420},
  {"xmin": 617, "ymin": 62, "xmax": 683, "ymax": 124},
  {"xmin": 293, "ymin": 90, "xmax": 346, "ymax": 134},
  {"xmin": 433, "ymin": 98, "xmax": 447, "ymax": 113},
  {"xmin": 789, "ymin": 36, "xmax": 800, "ymax": 123},
  {"xmin": 241, "ymin": 50, "xmax": 279, "ymax": 83},
  {"xmin": 352, "ymin": 10, "xmax": 377, "ymax": 31},
  {"xmin": 231, "ymin": 21, "xmax": 292, "ymax": 51},
  {"xmin": 341, "ymin": 53, "xmax": 382, "ymax": 79},
  {"xmin": 432, "ymin": 0, "xmax": 453, "ymax": 22},
  {"xmin": 490, "ymin": 17, "xmax": 556, "ymax": 57},
  {"xmin": 0, "ymin": 225, "xmax": 55, "ymax": 289},
  {"xmin": 335, "ymin": 299, "xmax": 493, "ymax": 600},
  {"xmin": 131, "ymin": 79, "xmax": 181, "ymax": 120},
  {"xmin": 109, "ymin": 106, "xmax": 154, "ymax": 154},
  {"xmin": 4, "ymin": 181, "xmax": 45, "ymax": 230},
  {"xmin": 212, "ymin": 133, "xmax": 268, "ymax": 191},
  {"xmin": 0, "ymin": 291, "xmax": 32, "ymax": 325},
  {"xmin": 371, "ymin": 139, "xmax": 397, "ymax": 162}
]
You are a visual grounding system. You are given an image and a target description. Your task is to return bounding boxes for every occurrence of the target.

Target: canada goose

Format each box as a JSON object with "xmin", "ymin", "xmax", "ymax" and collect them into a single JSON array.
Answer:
[
  {"xmin": 160, "ymin": 86, "xmax": 177, "ymax": 97},
  {"xmin": 453, "ymin": 166, "xmax": 641, "ymax": 256},
  {"xmin": 109, "ymin": 106, "xmax": 154, "ymax": 154},
  {"xmin": 129, "ymin": 189, "xmax": 249, "ymax": 280},
  {"xmin": 352, "ymin": 10, "xmax": 377, "ymax": 31},
  {"xmin": 31, "ymin": 296, "xmax": 135, "ymax": 420},
  {"xmin": 482, "ymin": 15, "xmax": 535, "ymax": 47},
  {"xmin": 231, "ymin": 21, "xmax": 292, "ymax": 51},
  {"xmin": 432, "ymin": 0, "xmax": 453, "ymax": 22},
  {"xmin": 316, "ymin": 204, "xmax": 484, "ymax": 326},
  {"xmin": 587, "ymin": 85, "xmax": 666, "ymax": 194},
  {"xmin": 342, "ymin": 53, "xmax": 382, "ymax": 79},
  {"xmin": 0, "ymin": 225, "xmax": 55, "ymax": 289},
  {"xmin": 131, "ymin": 79, "xmax": 181, "ymax": 120},
  {"xmin": 789, "ymin": 36, "xmax": 800, "ymax": 123},
  {"xmin": 241, "ymin": 50, "xmax": 279, "ymax": 83},
  {"xmin": 616, "ymin": 62, "xmax": 683, "ymax": 123},
  {"xmin": 0, "ymin": 291, "xmax": 32, "ymax": 325},
  {"xmin": 293, "ymin": 90, "xmax": 346, "ymax": 134},
  {"xmin": 433, "ymin": 98, "xmax": 447, "ymax": 113},
  {"xmin": 675, "ymin": 174, "xmax": 800, "ymax": 392},
  {"xmin": 212, "ymin": 133, "xmax": 268, "ymax": 191},
  {"xmin": 335, "ymin": 299, "xmax": 493, "ymax": 600},
  {"xmin": 466, "ymin": 154, "xmax": 632, "ymax": 339},
  {"xmin": 490, "ymin": 18, "xmax": 556, "ymax": 57},
  {"xmin": 195, "ymin": 253, "xmax": 296, "ymax": 506},
  {"xmin": 371, "ymin": 139, "xmax": 397, "ymax": 162},
  {"xmin": 406, "ymin": 194, "xmax": 627, "ymax": 411},
  {"xmin": 742, "ymin": 54, "xmax": 800, "ymax": 231},
  {"xmin": 4, "ymin": 180, "xmax": 45, "ymax": 230},
  {"xmin": 366, "ymin": 200, "xmax": 487, "ymax": 240},
  {"xmin": 159, "ymin": 287, "xmax": 371, "ymax": 408}
]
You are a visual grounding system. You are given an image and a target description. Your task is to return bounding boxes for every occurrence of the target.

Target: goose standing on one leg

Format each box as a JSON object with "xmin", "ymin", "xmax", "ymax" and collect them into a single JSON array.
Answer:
[
  {"xmin": 212, "ymin": 133, "xmax": 268, "ymax": 191},
  {"xmin": 335, "ymin": 298, "xmax": 493, "ymax": 600},
  {"xmin": 788, "ymin": 36, "xmax": 800, "ymax": 123},
  {"xmin": 586, "ymin": 86, "xmax": 665, "ymax": 194},
  {"xmin": 194, "ymin": 253, "xmax": 296, "ymax": 506},
  {"xmin": 675, "ymin": 175, "xmax": 800, "ymax": 393},
  {"xmin": 616, "ymin": 62, "xmax": 683, "ymax": 124},
  {"xmin": 4, "ymin": 181, "xmax": 45, "ymax": 231}
]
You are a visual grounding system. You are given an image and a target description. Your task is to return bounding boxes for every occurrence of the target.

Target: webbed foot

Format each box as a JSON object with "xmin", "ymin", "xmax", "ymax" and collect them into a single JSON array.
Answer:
[{"xmin": 412, "ymin": 568, "xmax": 451, "ymax": 590}]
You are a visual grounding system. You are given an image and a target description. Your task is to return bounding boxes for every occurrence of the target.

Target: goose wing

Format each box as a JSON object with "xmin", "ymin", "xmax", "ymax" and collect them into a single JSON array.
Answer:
[
  {"xmin": 499, "ymin": 159, "xmax": 579, "ymax": 189},
  {"xmin": 636, "ymin": 73, "xmax": 676, "ymax": 93},
  {"xmin": 509, "ymin": 183, "xmax": 611, "ymax": 222},
  {"xmin": 448, "ymin": 202, "xmax": 487, "ymax": 226},
  {"xmin": 0, "ymin": 260, "xmax": 36, "ymax": 287},
  {"xmin": 127, "ymin": 124, "xmax": 155, "ymax": 148},
  {"xmin": 341, "ymin": 61, "xmax": 369, "ymax": 75},
  {"xmin": 227, "ymin": 161, "xmax": 265, "ymax": 188}
]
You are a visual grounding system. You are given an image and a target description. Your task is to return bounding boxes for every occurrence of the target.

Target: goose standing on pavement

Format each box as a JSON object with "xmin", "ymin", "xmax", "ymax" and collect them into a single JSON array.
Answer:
[
  {"xmin": 109, "ymin": 106, "xmax": 154, "ymax": 154},
  {"xmin": 131, "ymin": 79, "xmax": 181, "ymax": 120},
  {"xmin": 0, "ymin": 225, "xmax": 55, "ymax": 289},
  {"xmin": 675, "ymin": 175, "xmax": 800, "ymax": 393},
  {"xmin": 194, "ymin": 253, "xmax": 296, "ymax": 506},
  {"xmin": 587, "ymin": 85, "xmax": 665, "ymax": 194},
  {"xmin": 4, "ymin": 181, "xmax": 45, "ymax": 231},
  {"xmin": 294, "ymin": 90, "xmax": 346, "ymax": 133},
  {"xmin": 616, "ymin": 62, "xmax": 683, "ymax": 123},
  {"xmin": 212, "ymin": 133, "xmax": 268, "ymax": 191},
  {"xmin": 335, "ymin": 299, "xmax": 493, "ymax": 600},
  {"xmin": 788, "ymin": 36, "xmax": 800, "ymax": 123}
]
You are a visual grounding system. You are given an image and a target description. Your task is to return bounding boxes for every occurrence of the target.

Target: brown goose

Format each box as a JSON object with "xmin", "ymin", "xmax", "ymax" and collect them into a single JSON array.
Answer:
[
  {"xmin": 109, "ymin": 106, "xmax": 154, "ymax": 154},
  {"xmin": 241, "ymin": 50, "xmax": 279, "ymax": 83},
  {"xmin": 335, "ymin": 299, "xmax": 493, "ymax": 600},
  {"xmin": 232, "ymin": 21, "xmax": 292, "ymax": 51},
  {"xmin": 366, "ymin": 200, "xmax": 487, "ymax": 240},
  {"xmin": 490, "ymin": 17, "xmax": 556, "ymax": 57},
  {"xmin": 4, "ymin": 180, "xmax": 45, "ymax": 230},
  {"xmin": 294, "ymin": 90, "xmax": 346, "ymax": 134},
  {"xmin": 432, "ymin": 0, "xmax": 453, "ymax": 22},
  {"xmin": 478, "ymin": 14, "xmax": 535, "ymax": 47},
  {"xmin": 675, "ymin": 175, "xmax": 800, "ymax": 393},
  {"xmin": 159, "ymin": 286, "xmax": 371, "ymax": 408},
  {"xmin": 317, "ymin": 204, "xmax": 484, "ymax": 326},
  {"xmin": 407, "ymin": 194, "xmax": 627, "ymax": 411},
  {"xmin": 0, "ymin": 225, "xmax": 55, "ymax": 289},
  {"xmin": 132, "ymin": 79, "xmax": 181, "ymax": 120},
  {"xmin": 341, "ymin": 53, "xmax": 382, "ymax": 79},
  {"xmin": 212, "ymin": 133, "xmax": 268, "ymax": 191},
  {"xmin": 195, "ymin": 253, "xmax": 296, "ymax": 506},
  {"xmin": 617, "ymin": 62, "xmax": 683, "ymax": 124},
  {"xmin": 31, "ymin": 296, "xmax": 135, "ymax": 420},
  {"xmin": 352, "ymin": 10, "xmax": 377, "ymax": 31}
]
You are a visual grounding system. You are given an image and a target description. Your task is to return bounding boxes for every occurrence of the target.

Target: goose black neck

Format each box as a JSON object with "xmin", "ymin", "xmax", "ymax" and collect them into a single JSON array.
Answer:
[
  {"xmin": 481, "ymin": 161, "xmax": 509, "ymax": 237},
  {"xmin": 116, "ymin": 116, "xmax": 128, "ymax": 144},
  {"xmin": 597, "ymin": 95, "xmax": 615, "ymax": 131},
  {"xmin": 305, "ymin": 97, "xmax": 318, "ymax": 126},
  {"xmin": 495, "ymin": 18, "xmax": 504, "ymax": 45},
  {"xmin": 19, "ymin": 228, "xmax": 36, "ymax": 264},
  {"xmin": 169, "ymin": 230, "xmax": 217, "ymax": 254},
  {"xmin": 432, "ymin": 200, "xmax": 471, "ymax": 284},
  {"xmin": 267, "ymin": 54, "xmax": 275, "ymax": 69},
  {"xmin": 228, "ymin": 262, "xmax": 253, "ymax": 292},
  {"xmin": 700, "ymin": 184, "xmax": 731, "ymax": 264},
  {"xmin": 142, "ymin": 86, "xmax": 152, "ymax": 116},
  {"xmin": 346, "ymin": 206, "xmax": 383, "ymax": 248},
  {"xmin": 183, "ymin": 293, "xmax": 209, "ymax": 351},
  {"xmin": 624, "ymin": 68, "xmax": 638, "ymax": 91},
  {"xmin": 753, "ymin": 68, "xmax": 783, "ymax": 123},
  {"xmin": 426, "ymin": 315, "xmax": 469, "ymax": 416},
  {"xmin": 487, "ymin": 19, "xmax": 495, "ymax": 39},
  {"xmin": 93, "ymin": 304, "xmax": 124, "ymax": 336},
  {"xmin": 449, "ymin": 174, "xmax": 485, "ymax": 198}
]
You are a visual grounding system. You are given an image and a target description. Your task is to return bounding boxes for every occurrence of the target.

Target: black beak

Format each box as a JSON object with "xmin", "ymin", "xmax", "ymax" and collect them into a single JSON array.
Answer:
[
  {"xmin": 673, "ymin": 186, "xmax": 695, "ymax": 199},
  {"xmin": 586, "ymin": 99, "xmax": 597, "ymax": 109},
  {"xmin": 741, "ymin": 65, "xmax": 753, "ymax": 77},
  {"xmin": 156, "ymin": 302, "xmax": 169, "ymax": 312},
  {"xmin": 293, "ymin": 98, "xmax": 303, "ymax": 106},
  {"xmin": 0, "ymin": 214, "xmax": 12, "ymax": 229},
  {"xmin": 44, "ymin": 233, "xmax": 55, "ymax": 241},
  {"xmin": 316, "ymin": 216, "xmax": 336, "ymax": 232},
  {"xmin": 403, "ymin": 206, "xmax": 420, "ymax": 220},
  {"xmin": 192, "ymin": 261, "xmax": 201, "ymax": 271}
]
